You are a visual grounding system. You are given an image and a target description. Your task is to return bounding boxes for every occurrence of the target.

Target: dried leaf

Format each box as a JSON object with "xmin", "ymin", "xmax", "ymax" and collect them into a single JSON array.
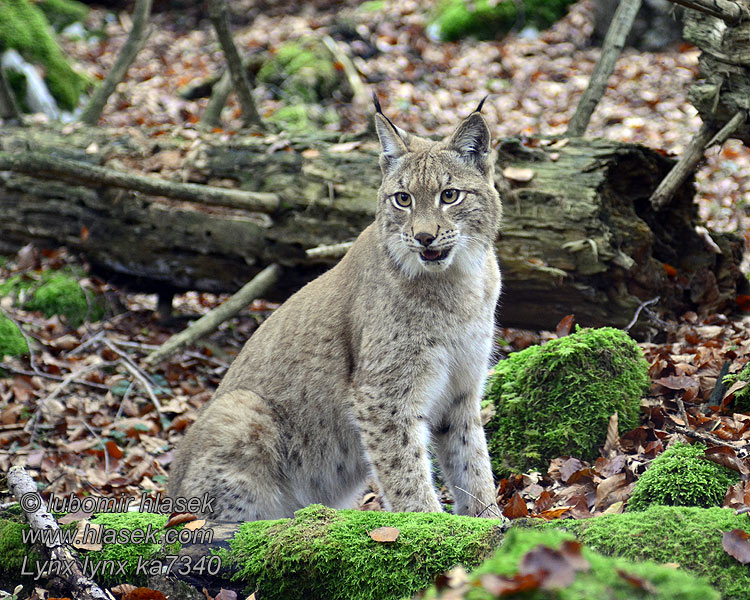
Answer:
[
  {"xmin": 655, "ymin": 375, "xmax": 699, "ymax": 391},
  {"xmin": 165, "ymin": 512, "xmax": 198, "ymax": 528},
  {"xmin": 214, "ymin": 590, "xmax": 237, "ymax": 600},
  {"xmin": 617, "ymin": 569, "xmax": 657, "ymax": 592},
  {"xmin": 555, "ymin": 314, "xmax": 575, "ymax": 337},
  {"xmin": 503, "ymin": 492, "xmax": 529, "ymax": 519},
  {"xmin": 368, "ymin": 526, "xmax": 400, "ymax": 542},
  {"xmin": 722, "ymin": 529, "xmax": 750, "ymax": 564}
]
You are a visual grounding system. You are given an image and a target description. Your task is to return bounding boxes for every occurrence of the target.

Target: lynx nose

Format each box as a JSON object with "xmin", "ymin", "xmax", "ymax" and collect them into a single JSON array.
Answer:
[{"xmin": 414, "ymin": 232, "xmax": 436, "ymax": 247}]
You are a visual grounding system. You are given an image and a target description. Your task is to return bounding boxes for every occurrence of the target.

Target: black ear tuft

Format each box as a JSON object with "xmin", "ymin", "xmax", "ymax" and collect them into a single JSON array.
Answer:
[
  {"xmin": 475, "ymin": 95, "xmax": 489, "ymax": 113},
  {"xmin": 372, "ymin": 92, "xmax": 383, "ymax": 115}
]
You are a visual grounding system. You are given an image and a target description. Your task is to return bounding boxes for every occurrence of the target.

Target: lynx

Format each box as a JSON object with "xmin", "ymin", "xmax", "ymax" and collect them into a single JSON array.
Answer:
[{"xmin": 167, "ymin": 98, "xmax": 503, "ymax": 520}]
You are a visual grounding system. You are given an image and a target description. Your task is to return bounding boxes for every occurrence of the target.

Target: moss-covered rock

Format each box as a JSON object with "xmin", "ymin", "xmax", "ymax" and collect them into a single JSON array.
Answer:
[
  {"xmin": 227, "ymin": 505, "xmax": 504, "ymax": 600},
  {"xmin": 428, "ymin": 0, "xmax": 577, "ymax": 42},
  {"xmin": 0, "ymin": 314, "xmax": 28, "ymax": 358},
  {"xmin": 38, "ymin": 0, "xmax": 88, "ymax": 31},
  {"xmin": 258, "ymin": 38, "xmax": 345, "ymax": 104},
  {"xmin": 723, "ymin": 363, "xmax": 750, "ymax": 413},
  {"xmin": 547, "ymin": 505, "xmax": 750, "ymax": 600},
  {"xmin": 484, "ymin": 327, "xmax": 648, "ymax": 477},
  {"xmin": 422, "ymin": 527, "xmax": 719, "ymax": 599},
  {"xmin": 627, "ymin": 442, "xmax": 738, "ymax": 511},
  {"xmin": 0, "ymin": 0, "xmax": 88, "ymax": 110},
  {"xmin": 22, "ymin": 273, "xmax": 103, "ymax": 327}
]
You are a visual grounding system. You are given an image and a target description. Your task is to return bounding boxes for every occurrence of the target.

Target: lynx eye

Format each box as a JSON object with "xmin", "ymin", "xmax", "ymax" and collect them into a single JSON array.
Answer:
[
  {"xmin": 440, "ymin": 189, "xmax": 462, "ymax": 205},
  {"xmin": 392, "ymin": 192, "xmax": 412, "ymax": 209}
]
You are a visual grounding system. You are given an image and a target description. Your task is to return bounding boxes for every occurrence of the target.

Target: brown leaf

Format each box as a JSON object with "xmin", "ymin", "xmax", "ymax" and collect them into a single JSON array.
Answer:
[
  {"xmin": 655, "ymin": 375, "xmax": 699, "ymax": 391},
  {"xmin": 479, "ymin": 573, "xmax": 540, "ymax": 596},
  {"xmin": 559, "ymin": 457, "xmax": 584, "ymax": 483},
  {"xmin": 112, "ymin": 584, "xmax": 137, "ymax": 599},
  {"xmin": 555, "ymin": 314, "xmax": 575, "ymax": 337},
  {"xmin": 722, "ymin": 529, "xmax": 750, "ymax": 564},
  {"xmin": 536, "ymin": 506, "xmax": 571, "ymax": 520},
  {"xmin": 105, "ymin": 440, "xmax": 124, "ymax": 459},
  {"xmin": 724, "ymin": 380, "xmax": 748, "ymax": 400},
  {"xmin": 503, "ymin": 492, "xmax": 529, "ymax": 519},
  {"xmin": 124, "ymin": 589, "xmax": 166, "ymax": 600},
  {"xmin": 16, "ymin": 243, "xmax": 39, "ymax": 270},
  {"xmin": 534, "ymin": 490, "xmax": 554, "ymax": 513},
  {"xmin": 595, "ymin": 473, "xmax": 628, "ymax": 510},
  {"xmin": 73, "ymin": 521, "xmax": 102, "ymax": 551},
  {"xmin": 519, "ymin": 544, "xmax": 586, "ymax": 589},
  {"xmin": 617, "ymin": 569, "xmax": 657, "ymax": 592},
  {"xmin": 165, "ymin": 512, "xmax": 198, "ymax": 528},
  {"xmin": 368, "ymin": 526, "xmax": 400, "ymax": 542},
  {"xmin": 704, "ymin": 446, "xmax": 749, "ymax": 476},
  {"xmin": 724, "ymin": 480, "xmax": 750, "ymax": 509},
  {"xmin": 184, "ymin": 519, "xmax": 206, "ymax": 531}
]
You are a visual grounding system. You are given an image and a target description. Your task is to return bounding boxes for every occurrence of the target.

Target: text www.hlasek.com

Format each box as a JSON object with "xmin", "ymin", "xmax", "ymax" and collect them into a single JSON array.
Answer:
[{"xmin": 19, "ymin": 492, "xmax": 219, "ymax": 580}]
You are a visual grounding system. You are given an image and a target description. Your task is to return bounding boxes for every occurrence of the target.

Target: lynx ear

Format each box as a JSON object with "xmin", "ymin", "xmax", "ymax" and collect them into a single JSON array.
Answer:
[
  {"xmin": 373, "ymin": 94, "xmax": 408, "ymax": 172},
  {"xmin": 447, "ymin": 112, "xmax": 491, "ymax": 174}
]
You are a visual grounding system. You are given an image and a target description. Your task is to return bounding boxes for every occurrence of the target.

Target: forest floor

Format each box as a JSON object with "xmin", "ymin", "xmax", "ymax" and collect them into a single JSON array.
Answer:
[{"xmin": 1, "ymin": 0, "xmax": 749, "ymax": 539}]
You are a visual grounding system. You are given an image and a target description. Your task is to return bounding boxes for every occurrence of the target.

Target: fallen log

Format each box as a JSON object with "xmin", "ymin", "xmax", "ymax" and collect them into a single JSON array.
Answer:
[{"xmin": 0, "ymin": 125, "xmax": 745, "ymax": 334}]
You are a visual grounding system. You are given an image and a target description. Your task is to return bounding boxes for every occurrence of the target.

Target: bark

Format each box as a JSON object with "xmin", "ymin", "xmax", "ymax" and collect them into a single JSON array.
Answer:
[
  {"xmin": 207, "ymin": 0, "xmax": 264, "ymax": 130},
  {"xmin": 0, "ymin": 125, "xmax": 745, "ymax": 335},
  {"xmin": 78, "ymin": 0, "xmax": 153, "ymax": 126},
  {"xmin": 566, "ymin": 0, "xmax": 642, "ymax": 137}
]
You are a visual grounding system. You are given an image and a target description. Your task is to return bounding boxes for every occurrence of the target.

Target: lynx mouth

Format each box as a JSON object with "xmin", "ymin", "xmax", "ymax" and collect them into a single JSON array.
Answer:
[{"xmin": 419, "ymin": 248, "xmax": 450, "ymax": 262}]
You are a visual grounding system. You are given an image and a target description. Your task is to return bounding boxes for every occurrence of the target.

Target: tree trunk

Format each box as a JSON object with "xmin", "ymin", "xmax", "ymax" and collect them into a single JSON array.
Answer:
[{"xmin": 0, "ymin": 125, "xmax": 745, "ymax": 334}]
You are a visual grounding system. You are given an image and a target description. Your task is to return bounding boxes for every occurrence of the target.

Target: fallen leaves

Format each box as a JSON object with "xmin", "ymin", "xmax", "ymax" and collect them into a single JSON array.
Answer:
[
  {"xmin": 368, "ymin": 526, "xmax": 400, "ymax": 542},
  {"xmin": 722, "ymin": 529, "xmax": 750, "ymax": 564}
]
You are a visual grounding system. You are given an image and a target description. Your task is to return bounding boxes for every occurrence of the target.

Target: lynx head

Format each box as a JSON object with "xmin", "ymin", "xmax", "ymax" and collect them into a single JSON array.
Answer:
[{"xmin": 373, "ymin": 96, "xmax": 502, "ymax": 278}]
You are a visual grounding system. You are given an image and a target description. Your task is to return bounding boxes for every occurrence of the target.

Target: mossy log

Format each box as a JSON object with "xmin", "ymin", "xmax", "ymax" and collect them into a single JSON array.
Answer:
[
  {"xmin": 0, "ymin": 125, "xmax": 745, "ymax": 333},
  {"xmin": 1, "ymin": 504, "xmax": 746, "ymax": 599}
]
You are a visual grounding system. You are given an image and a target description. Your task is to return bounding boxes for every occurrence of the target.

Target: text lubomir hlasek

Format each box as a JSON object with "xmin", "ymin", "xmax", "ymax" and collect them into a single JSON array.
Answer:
[{"xmin": 45, "ymin": 492, "xmax": 214, "ymax": 514}]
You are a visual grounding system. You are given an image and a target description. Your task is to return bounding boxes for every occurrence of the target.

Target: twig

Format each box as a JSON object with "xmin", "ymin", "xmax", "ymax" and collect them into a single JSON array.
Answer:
[
  {"xmin": 676, "ymin": 397, "xmax": 690, "ymax": 426},
  {"xmin": 321, "ymin": 36, "xmax": 368, "ymax": 106},
  {"xmin": 81, "ymin": 419, "xmax": 109, "ymax": 473},
  {"xmin": 565, "ymin": 0, "xmax": 642, "ymax": 137},
  {"xmin": 207, "ymin": 0, "xmax": 264, "ymax": 130},
  {"xmin": 454, "ymin": 485, "xmax": 506, "ymax": 521},
  {"xmin": 79, "ymin": 0, "xmax": 153, "ymax": 126},
  {"xmin": 650, "ymin": 121, "xmax": 718, "ymax": 210},
  {"xmin": 706, "ymin": 110, "xmax": 747, "ymax": 149},
  {"xmin": 144, "ymin": 264, "xmax": 281, "ymax": 365},
  {"xmin": 7, "ymin": 466, "xmax": 115, "ymax": 600},
  {"xmin": 623, "ymin": 296, "xmax": 660, "ymax": 332},
  {"xmin": 666, "ymin": 422, "xmax": 749, "ymax": 458},
  {"xmin": 27, "ymin": 361, "xmax": 117, "ymax": 444},
  {"xmin": 65, "ymin": 329, "xmax": 106, "ymax": 357},
  {"xmin": 306, "ymin": 241, "xmax": 354, "ymax": 260},
  {"xmin": 200, "ymin": 69, "xmax": 232, "ymax": 129},
  {"xmin": 0, "ymin": 151, "xmax": 280, "ymax": 213},
  {"xmin": 101, "ymin": 338, "xmax": 166, "ymax": 417},
  {"xmin": 0, "ymin": 362, "xmax": 109, "ymax": 390}
]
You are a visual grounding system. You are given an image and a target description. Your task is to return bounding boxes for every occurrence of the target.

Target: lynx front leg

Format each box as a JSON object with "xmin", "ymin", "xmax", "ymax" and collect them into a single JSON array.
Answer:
[
  {"xmin": 432, "ymin": 391, "xmax": 499, "ymax": 517},
  {"xmin": 353, "ymin": 388, "xmax": 442, "ymax": 513}
]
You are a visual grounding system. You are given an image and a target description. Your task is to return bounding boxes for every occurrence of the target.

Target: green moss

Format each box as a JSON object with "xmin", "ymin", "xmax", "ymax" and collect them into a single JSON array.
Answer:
[
  {"xmin": 23, "ymin": 273, "xmax": 103, "ymax": 327},
  {"xmin": 723, "ymin": 363, "xmax": 750, "ymax": 413},
  {"xmin": 0, "ymin": 0, "xmax": 88, "ymax": 110},
  {"xmin": 627, "ymin": 442, "xmax": 738, "ymax": 511},
  {"xmin": 257, "ymin": 38, "xmax": 343, "ymax": 104},
  {"xmin": 429, "ymin": 0, "xmax": 577, "ymax": 42},
  {"xmin": 547, "ymin": 505, "xmax": 750, "ymax": 600},
  {"xmin": 423, "ymin": 527, "xmax": 719, "ymax": 599},
  {"xmin": 86, "ymin": 512, "xmax": 173, "ymax": 584},
  {"xmin": 0, "ymin": 314, "xmax": 28, "ymax": 358},
  {"xmin": 484, "ymin": 327, "xmax": 649, "ymax": 476},
  {"xmin": 38, "ymin": 0, "xmax": 88, "ymax": 31},
  {"xmin": 225, "ymin": 504, "xmax": 504, "ymax": 600},
  {"xmin": 0, "ymin": 518, "xmax": 42, "ymax": 579}
]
